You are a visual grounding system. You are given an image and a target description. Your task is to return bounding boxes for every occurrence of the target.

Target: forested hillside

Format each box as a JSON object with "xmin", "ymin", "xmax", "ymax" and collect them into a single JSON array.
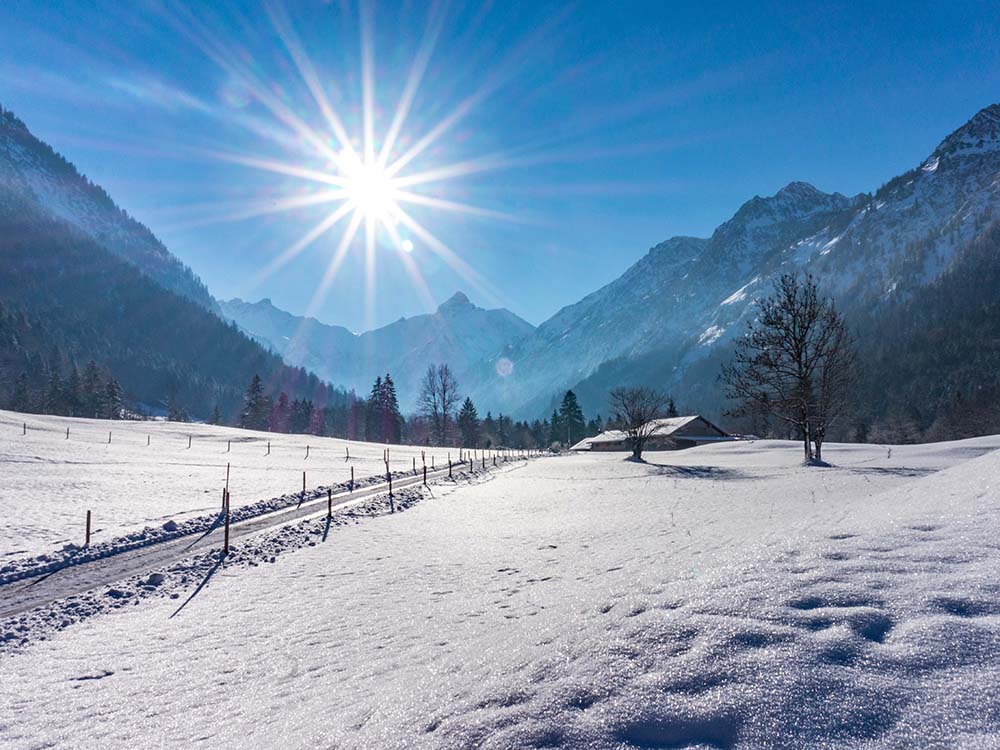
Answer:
[
  {"xmin": 854, "ymin": 220, "xmax": 1000, "ymax": 441},
  {"xmin": 0, "ymin": 191, "xmax": 352, "ymax": 422}
]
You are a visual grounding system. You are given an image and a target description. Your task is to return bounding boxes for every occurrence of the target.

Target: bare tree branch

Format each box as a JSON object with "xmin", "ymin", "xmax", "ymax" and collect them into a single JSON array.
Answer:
[
  {"xmin": 721, "ymin": 273, "xmax": 856, "ymax": 463},
  {"xmin": 608, "ymin": 386, "xmax": 668, "ymax": 461}
]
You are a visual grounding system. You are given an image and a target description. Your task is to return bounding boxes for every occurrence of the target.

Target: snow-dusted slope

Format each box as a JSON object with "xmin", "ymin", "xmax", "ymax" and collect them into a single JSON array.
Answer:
[
  {"xmin": 3, "ymin": 436, "xmax": 1000, "ymax": 747},
  {"xmin": 0, "ymin": 409, "xmax": 458, "ymax": 558},
  {"xmin": 469, "ymin": 105, "xmax": 1000, "ymax": 418},
  {"xmin": 468, "ymin": 183, "xmax": 861, "ymax": 415},
  {"xmin": 218, "ymin": 297, "xmax": 358, "ymax": 377},
  {"xmin": 0, "ymin": 105, "xmax": 215, "ymax": 310},
  {"xmin": 221, "ymin": 292, "xmax": 535, "ymax": 410}
]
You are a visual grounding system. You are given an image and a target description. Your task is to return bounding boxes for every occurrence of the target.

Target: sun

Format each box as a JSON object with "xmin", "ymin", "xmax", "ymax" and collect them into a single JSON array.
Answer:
[
  {"xmin": 336, "ymin": 149, "xmax": 400, "ymax": 224},
  {"xmin": 178, "ymin": 1, "xmax": 516, "ymax": 326}
]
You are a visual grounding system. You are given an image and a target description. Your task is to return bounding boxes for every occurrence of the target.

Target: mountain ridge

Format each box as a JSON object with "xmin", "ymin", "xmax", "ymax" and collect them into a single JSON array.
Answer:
[
  {"xmin": 0, "ymin": 105, "xmax": 217, "ymax": 311},
  {"xmin": 219, "ymin": 292, "xmax": 535, "ymax": 412},
  {"xmin": 462, "ymin": 104, "xmax": 1000, "ymax": 419}
]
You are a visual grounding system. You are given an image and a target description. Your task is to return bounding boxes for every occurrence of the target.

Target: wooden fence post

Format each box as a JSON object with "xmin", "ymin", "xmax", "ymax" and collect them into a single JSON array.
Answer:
[
  {"xmin": 66, "ymin": 427, "xmax": 69, "ymax": 440},
  {"xmin": 223, "ymin": 503, "xmax": 230, "ymax": 556},
  {"xmin": 327, "ymin": 488, "xmax": 332, "ymax": 518},
  {"xmin": 423, "ymin": 464, "xmax": 428, "ymax": 486},
  {"xmin": 448, "ymin": 459, "xmax": 452, "ymax": 478},
  {"xmin": 108, "ymin": 431, "xmax": 112, "ymax": 444},
  {"xmin": 305, "ymin": 445, "xmax": 310, "ymax": 460},
  {"xmin": 85, "ymin": 510, "xmax": 91, "ymax": 547},
  {"xmin": 188, "ymin": 435, "xmax": 192, "ymax": 449},
  {"xmin": 346, "ymin": 446, "xmax": 350, "ymax": 461},
  {"xmin": 387, "ymin": 467, "xmax": 394, "ymax": 513},
  {"xmin": 350, "ymin": 466, "xmax": 354, "ymax": 492},
  {"xmin": 413, "ymin": 456, "xmax": 416, "ymax": 473},
  {"xmin": 302, "ymin": 471, "xmax": 306, "ymax": 497},
  {"xmin": 147, "ymin": 434, "xmax": 150, "ymax": 446},
  {"xmin": 267, "ymin": 440, "xmax": 271, "ymax": 456},
  {"xmin": 22, "ymin": 422, "xmax": 26, "ymax": 436},
  {"xmin": 227, "ymin": 440, "xmax": 231, "ymax": 453}
]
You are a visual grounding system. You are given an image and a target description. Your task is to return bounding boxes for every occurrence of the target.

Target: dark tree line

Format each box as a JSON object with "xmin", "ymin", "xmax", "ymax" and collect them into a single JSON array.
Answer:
[
  {"xmin": 452, "ymin": 388, "xmax": 604, "ymax": 451},
  {"xmin": 851, "ymin": 221, "xmax": 1000, "ymax": 443},
  {"xmin": 4, "ymin": 351, "xmax": 124, "ymax": 420},
  {"xmin": 0, "ymin": 191, "xmax": 355, "ymax": 423}
]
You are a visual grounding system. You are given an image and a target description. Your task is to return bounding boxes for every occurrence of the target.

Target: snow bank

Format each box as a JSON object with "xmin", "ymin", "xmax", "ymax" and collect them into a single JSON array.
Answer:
[
  {"xmin": 2, "ymin": 438, "xmax": 999, "ymax": 748},
  {"xmin": 0, "ymin": 409, "xmax": 472, "ymax": 558}
]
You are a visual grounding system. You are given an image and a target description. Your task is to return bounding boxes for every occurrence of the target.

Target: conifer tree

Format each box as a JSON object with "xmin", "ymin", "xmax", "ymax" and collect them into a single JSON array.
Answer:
[
  {"xmin": 240, "ymin": 374, "xmax": 269, "ymax": 430},
  {"xmin": 166, "ymin": 393, "xmax": 189, "ymax": 422},
  {"xmin": 209, "ymin": 404, "xmax": 222, "ymax": 425},
  {"xmin": 289, "ymin": 398, "xmax": 313, "ymax": 434},
  {"xmin": 104, "ymin": 378, "xmax": 123, "ymax": 419},
  {"xmin": 380, "ymin": 374, "xmax": 403, "ymax": 443},
  {"xmin": 548, "ymin": 410, "xmax": 562, "ymax": 446},
  {"xmin": 270, "ymin": 392, "xmax": 291, "ymax": 433},
  {"xmin": 45, "ymin": 372, "xmax": 64, "ymax": 415},
  {"xmin": 458, "ymin": 397, "xmax": 480, "ymax": 448},
  {"xmin": 64, "ymin": 366, "xmax": 83, "ymax": 417},
  {"xmin": 530, "ymin": 419, "xmax": 547, "ymax": 448},
  {"xmin": 559, "ymin": 390, "xmax": 586, "ymax": 446},
  {"xmin": 666, "ymin": 397, "xmax": 679, "ymax": 418},
  {"xmin": 366, "ymin": 376, "xmax": 384, "ymax": 442},
  {"xmin": 81, "ymin": 360, "xmax": 102, "ymax": 417},
  {"xmin": 497, "ymin": 413, "xmax": 511, "ymax": 446},
  {"xmin": 482, "ymin": 411, "xmax": 497, "ymax": 448},
  {"xmin": 9, "ymin": 372, "xmax": 30, "ymax": 412},
  {"xmin": 586, "ymin": 415, "xmax": 603, "ymax": 436}
]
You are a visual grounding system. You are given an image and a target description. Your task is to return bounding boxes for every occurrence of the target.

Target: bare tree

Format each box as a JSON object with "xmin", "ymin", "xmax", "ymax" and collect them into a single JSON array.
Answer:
[
  {"xmin": 608, "ymin": 386, "xmax": 669, "ymax": 460},
  {"xmin": 419, "ymin": 363, "xmax": 461, "ymax": 445},
  {"xmin": 721, "ymin": 273, "xmax": 856, "ymax": 463}
]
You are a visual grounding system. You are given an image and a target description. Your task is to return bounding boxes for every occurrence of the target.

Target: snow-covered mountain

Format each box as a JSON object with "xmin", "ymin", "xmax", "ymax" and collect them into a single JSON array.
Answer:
[
  {"xmin": 219, "ymin": 292, "xmax": 535, "ymax": 411},
  {"xmin": 0, "ymin": 105, "xmax": 216, "ymax": 310},
  {"xmin": 467, "ymin": 104, "xmax": 1000, "ymax": 418}
]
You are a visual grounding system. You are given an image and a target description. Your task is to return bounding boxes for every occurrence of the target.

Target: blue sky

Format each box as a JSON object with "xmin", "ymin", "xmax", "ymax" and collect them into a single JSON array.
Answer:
[{"xmin": 2, "ymin": 0, "xmax": 999, "ymax": 330}]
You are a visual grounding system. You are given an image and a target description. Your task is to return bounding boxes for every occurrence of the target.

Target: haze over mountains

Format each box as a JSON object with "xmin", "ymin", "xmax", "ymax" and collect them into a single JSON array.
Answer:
[
  {"xmin": 219, "ymin": 293, "xmax": 534, "ymax": 411},
  {"xmin": 3, "ymin": 101, "xmax": 1000, "ymax": 436},
  {"xmin": 0, "ymin": 108, "xmax": 215, "ymax": 311},
  {"xmin": 0, "ymin": 105, "xmax": 352, "ymax": 422},
  {"xmin": 229, "ymin": 104, "xmax": 1000, "ymax": 427}
]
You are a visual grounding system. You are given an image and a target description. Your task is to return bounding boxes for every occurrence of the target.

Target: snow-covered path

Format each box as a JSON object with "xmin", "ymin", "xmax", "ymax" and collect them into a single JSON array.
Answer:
[
  {"xmin": 0, "ymin": 464, "xmax": 460, "ymax": 620},
  {"xmin": 0, "ymin": 410, "xmax": 477, "ymax": 558},
  {"xmin": 3, "ymin": 438, "xmax": 1000, "ymax": 748}
]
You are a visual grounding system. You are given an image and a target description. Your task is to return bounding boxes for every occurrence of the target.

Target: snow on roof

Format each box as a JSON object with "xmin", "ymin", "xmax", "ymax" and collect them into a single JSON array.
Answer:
[{"xmin": 572, "ymin": 416, "xmax": 711, "ymax": 449}]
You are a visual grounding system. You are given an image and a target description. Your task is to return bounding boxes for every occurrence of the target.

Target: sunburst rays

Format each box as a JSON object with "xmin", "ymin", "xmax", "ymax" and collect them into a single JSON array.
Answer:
[{"xmin": 156, "ymin": 0, "xmax": 539, "ymax": 332}]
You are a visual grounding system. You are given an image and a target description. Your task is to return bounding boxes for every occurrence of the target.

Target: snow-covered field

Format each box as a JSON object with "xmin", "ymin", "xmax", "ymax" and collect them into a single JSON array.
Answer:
[
  {"xmin": 0, "ymin": 410, "xmax": 461, "ymax": 558},
  {"xmin": 3, "ymin": 435, "xmax": 1000, "ymax": 748}
]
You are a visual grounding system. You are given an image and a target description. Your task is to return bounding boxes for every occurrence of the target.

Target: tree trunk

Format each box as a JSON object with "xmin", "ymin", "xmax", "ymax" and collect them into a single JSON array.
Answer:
[{"xmin": 814, "ymin": 438, "xmax": 823, "ymax": 463}]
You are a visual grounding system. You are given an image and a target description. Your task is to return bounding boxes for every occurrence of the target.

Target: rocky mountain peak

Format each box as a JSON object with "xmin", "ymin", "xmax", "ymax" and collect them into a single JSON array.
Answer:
[
  {"xmin": 932, "ymin": 103, "xmax": 1000, "ymax": 159},
  {"xmin": 722, "ymin": 182, "xmax": 847, "ymax": 233},
  {"xmin": 437, "ymin": 291, "xmax": 473, "ymax": 314}
]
